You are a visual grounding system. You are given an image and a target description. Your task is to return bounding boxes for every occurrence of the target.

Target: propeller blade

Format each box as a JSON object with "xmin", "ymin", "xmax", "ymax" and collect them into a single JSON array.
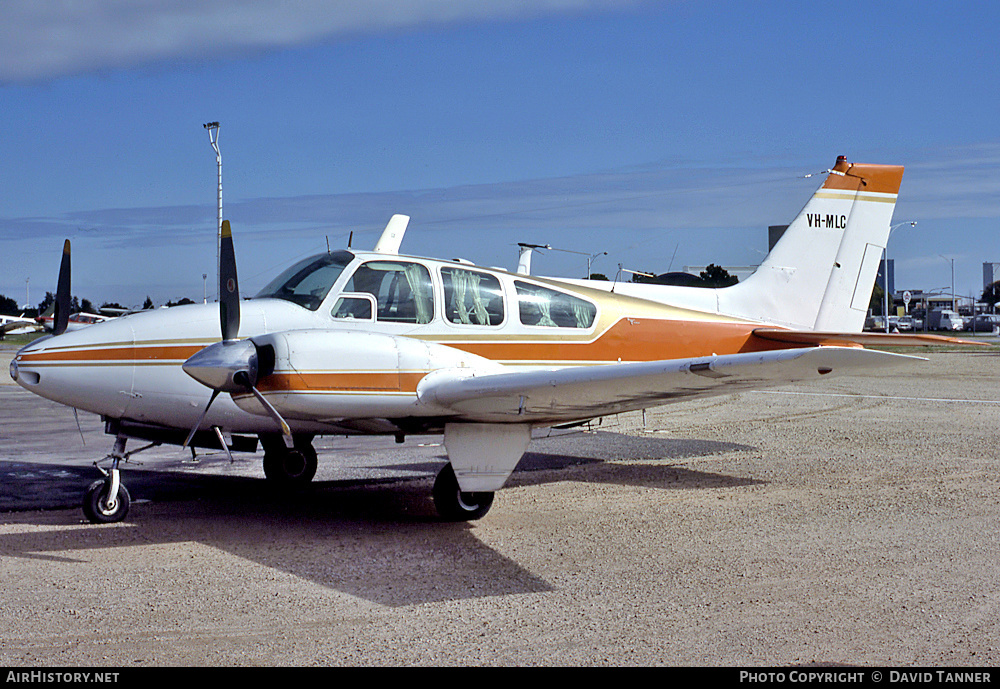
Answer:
[
  {"xmin": 53, "ymin": 239, "xmax": 71, "ymax": 336},
  {"xmin": 182, "ymin": 389, "xmax": 221, "ymax": 449},
  {"xmin": 219, "ymin": 220, "xmax": 240, "ymax": 341},
  {"xmin": 182, "ymin": 220, "xmax": 293, "ymax": 445}
]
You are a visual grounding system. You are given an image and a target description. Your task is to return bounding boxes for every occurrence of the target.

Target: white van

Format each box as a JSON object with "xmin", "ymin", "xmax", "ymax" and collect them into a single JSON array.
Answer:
[{"xmin": 928, "ymin": 309, "xmax": 964, "ymax": 331}]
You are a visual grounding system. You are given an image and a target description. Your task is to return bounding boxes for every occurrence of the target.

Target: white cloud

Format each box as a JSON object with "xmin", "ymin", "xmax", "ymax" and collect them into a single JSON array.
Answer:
[{"xmin": 0, "ymin": 0, "xmax": 645, "ymax": 82}]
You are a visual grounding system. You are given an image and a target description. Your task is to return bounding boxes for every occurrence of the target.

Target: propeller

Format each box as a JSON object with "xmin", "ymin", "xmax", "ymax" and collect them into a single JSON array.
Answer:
[
  {"xmin": 181, "ymin": 220, "xmax": 292, "ymax": 448},
  {"xmin": 51, "ymin": 239, "xmax": 72, "ymax": 336}
]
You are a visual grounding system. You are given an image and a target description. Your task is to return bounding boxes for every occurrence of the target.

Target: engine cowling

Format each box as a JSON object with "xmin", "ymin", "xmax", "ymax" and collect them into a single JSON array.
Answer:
[{"xmin": 231, "ymin": 329, "xmax": 502, "ymax": 422}]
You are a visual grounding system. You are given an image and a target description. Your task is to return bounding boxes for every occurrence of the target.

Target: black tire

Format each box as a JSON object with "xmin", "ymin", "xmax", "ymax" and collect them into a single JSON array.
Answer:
[
  {"xmin": 432, "ymin": 464, "xmax": 494, "ymax": 521},
  {"xmin": 262, "ymin": 445, "xmax": 317, "ymax": 487},
  {"xmin": 82, "ymin": 479, "xmax": 131, "ymax": 524}
]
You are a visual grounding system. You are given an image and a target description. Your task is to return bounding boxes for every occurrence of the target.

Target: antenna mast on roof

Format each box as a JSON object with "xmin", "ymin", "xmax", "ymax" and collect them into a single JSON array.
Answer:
[{"xmin": 204, "ymin": 121, "xmax": 222, "ymax": 300}]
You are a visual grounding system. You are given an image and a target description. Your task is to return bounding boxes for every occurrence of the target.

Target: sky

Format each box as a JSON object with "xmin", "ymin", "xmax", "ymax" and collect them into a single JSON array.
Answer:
[{"xmin": 1, "ymin": 0, "xmax": 998, "ymax": 309}]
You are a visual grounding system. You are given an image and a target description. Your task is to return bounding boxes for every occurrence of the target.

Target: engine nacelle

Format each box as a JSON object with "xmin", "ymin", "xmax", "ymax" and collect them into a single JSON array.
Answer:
[{"xmin": 232, "ymin": 329, "xmax": 501, "ymax": 422}]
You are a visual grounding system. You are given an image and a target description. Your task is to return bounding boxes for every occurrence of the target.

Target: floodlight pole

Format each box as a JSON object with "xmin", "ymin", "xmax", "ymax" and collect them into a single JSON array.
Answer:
[
  {"xmin": 883, "ymin": 221, "xmax": 916, "ymax": 332},
  {"xmin": 940, "ymin": 254, "xmax": 956, "ymax": 312},
  {"xmin": 546, "ymin": 245, "xmax": 609, "ymax": 278},
  {"xmin": 204, "ymin": 122, "xmax": 222, "ymax": 300}
]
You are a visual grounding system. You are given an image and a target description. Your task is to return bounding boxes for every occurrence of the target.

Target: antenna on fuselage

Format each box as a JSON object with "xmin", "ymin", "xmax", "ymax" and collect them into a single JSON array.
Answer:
[
  {"xmin": 611, "ymin": 264, "xmax": 655, "ymax": 293},
  {"xmin": 204, "ymin": 121, "xmax": 221, "ymax": 300}
]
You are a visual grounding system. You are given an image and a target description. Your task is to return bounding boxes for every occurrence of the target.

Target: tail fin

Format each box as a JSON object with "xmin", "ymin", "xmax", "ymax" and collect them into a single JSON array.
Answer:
[{"xmin": 720, "ymin": 156, "xmax": 904, "ymax": 331}]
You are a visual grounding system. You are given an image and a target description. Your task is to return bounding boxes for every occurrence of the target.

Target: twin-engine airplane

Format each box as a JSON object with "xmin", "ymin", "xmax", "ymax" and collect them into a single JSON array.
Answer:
[{"xmin": 10, "ymin": 156, "xmax": 973, "ymax": 524}]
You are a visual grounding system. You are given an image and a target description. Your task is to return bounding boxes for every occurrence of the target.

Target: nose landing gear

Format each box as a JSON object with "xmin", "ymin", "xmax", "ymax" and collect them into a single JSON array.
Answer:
[
  {"xmin": 82, "ymin": 434, "xmax": 152, "ymax": 524},
  {"xmin": 83, "ymin": 473, "xmax": 130, "ymax": 524}
]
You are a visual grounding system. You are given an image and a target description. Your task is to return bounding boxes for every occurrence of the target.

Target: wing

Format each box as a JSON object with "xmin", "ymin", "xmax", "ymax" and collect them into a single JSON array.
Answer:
[
  {"xmin": 418, "ymin": 346, "xmax": 922, "ymax": 424},
  {"xmin": 0, "ymin": 319, "xmax": 38, "ymax": 336}
]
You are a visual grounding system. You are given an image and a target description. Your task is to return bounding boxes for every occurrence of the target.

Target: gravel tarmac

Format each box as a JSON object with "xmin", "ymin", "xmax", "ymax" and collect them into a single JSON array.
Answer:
[{"xmin": 1, "ymin": 347, "xmax": 999, "ymax": 667}]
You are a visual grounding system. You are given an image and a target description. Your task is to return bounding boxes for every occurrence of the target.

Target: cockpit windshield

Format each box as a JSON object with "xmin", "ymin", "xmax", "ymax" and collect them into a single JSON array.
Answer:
[{"xmin": 253, "ymin": 250, "xmax": 354, "ymax": 310}]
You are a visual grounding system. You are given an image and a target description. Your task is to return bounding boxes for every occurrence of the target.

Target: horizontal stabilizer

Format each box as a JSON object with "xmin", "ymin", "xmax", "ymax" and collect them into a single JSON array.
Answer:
[{"xmin": 752, "ymin": 328, "xmax": 987, "ymax": 348}]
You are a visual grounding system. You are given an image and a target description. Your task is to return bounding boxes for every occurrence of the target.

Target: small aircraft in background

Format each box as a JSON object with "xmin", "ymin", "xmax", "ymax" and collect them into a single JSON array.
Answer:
[
  {"xmin": 35, "ymin": 311, "xmax": 115, "ymax": 333},
  {"xmin": 0, "ymin": 314, "xmax": 40, "ymax": 338},
  {"xmin": 10, "ymin": 155, "xmax": 977, "ymax": 524}
]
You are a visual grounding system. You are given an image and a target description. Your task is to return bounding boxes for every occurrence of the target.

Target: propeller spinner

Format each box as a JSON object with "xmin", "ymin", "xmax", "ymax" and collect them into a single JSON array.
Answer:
[{"xmin": 181, "ymin": 220, "xmax": 291, "ymax": 447}]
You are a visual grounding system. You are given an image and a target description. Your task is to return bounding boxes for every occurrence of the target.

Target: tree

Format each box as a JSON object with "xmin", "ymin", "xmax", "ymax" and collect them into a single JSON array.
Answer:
[
  {"xmin": 143, "ymin": 296, "xmax": 154, "ymax": 310},
  {"xmin": 0, "ymin": 294, "xmax": 18, "ymax": 315},
  {"xmin": 629, "ymin": 265, "xmax": 739, "ymax": 288},
  {"xmin": 869, "ymin": 282, "xmax": 885, "ymax": 315},
  {"xmin": 699, "ymin": 264, "xmax": 739, "ymax": 288},
  {"xmin": 982, "ymin": 281, "xmax": 1000, "ymax": 308},
  {"xmin": 37, "ymin": 291, "xmax": 55, "ymax": 314},
  {"xmin": 35, "ymin": 292, "xmax": 95, "ymax": 315}
]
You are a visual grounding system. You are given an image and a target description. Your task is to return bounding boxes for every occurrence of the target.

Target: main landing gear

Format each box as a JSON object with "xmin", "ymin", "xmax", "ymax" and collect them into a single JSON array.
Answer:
[
  {"xmin": 432, "ymin": 464, "xmax": 494, "ymax": 521},
  {"xmin": 259, "ymin": 433, "xmax": 317, "ymax": 488},
  {"xmin": 260, "ymin": 434, "xmax": 494, "ymax": 521}
]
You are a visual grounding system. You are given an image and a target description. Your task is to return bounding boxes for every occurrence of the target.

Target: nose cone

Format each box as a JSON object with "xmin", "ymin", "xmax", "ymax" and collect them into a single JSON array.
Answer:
[
  {"xmin": 10, "ymin": 334, "xmax": 64, "ymax": 389},
  {"xmin": 182, "ymin": 339, "xmax": 258, "ymax": 392}
]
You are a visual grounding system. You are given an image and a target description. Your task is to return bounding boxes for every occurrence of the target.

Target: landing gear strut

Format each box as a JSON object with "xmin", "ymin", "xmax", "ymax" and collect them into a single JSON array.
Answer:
[
  {"xmin": 432, "ymin": 464, "xmax": 494, "ymax": 521},
  {"xmin": 82, "ymin": 434, "xmax": 150, "ymax": 524},
  {"xmin": 260, "ymin": 434, "xmax": 317, "ymax": 487}
]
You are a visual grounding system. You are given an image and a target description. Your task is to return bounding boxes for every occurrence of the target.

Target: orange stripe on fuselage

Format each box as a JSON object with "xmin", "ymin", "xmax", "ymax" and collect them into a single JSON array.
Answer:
[
  {"xmin": 17, "ymin": 344, "xmax": 206, "ymax": 364},
  {"xmin": 426, "ymin": 317, "xmax": 779, "ymax": 364}
]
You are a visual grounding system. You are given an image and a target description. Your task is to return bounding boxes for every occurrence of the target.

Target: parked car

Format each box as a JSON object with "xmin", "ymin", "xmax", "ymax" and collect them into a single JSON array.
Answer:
[
  {"xmin": 967, "ymin": 314, "xmax": 1000, "ymax": 332},
  {"xmin": 864, "ymin": 316, "xmax": 886, "ymax": 332},
  {"xmin": 895, "ymin": 316, "xmax": 914, "ymax": 331}
]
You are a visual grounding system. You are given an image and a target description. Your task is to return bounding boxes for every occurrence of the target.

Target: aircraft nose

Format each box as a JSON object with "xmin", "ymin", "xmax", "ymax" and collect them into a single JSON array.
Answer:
[
  {"xmin": 9, "ymin": 338, "xmax": 49, "ymax": 387},
  {"xmin": 181, "ymin": 339, "xmax": 259, "ymax": 392}
]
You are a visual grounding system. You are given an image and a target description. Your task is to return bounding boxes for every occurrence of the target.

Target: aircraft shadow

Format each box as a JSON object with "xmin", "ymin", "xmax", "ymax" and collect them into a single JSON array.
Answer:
[{"xmin": 0, "ymin": 431, "xmax": 757, "ymax": 606}]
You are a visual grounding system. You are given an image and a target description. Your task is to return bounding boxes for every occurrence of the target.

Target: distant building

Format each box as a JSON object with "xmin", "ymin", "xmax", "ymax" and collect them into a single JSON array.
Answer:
[
  {"xmin": 983, "ymin": 262, "xmax": 1000, "ymax": 289},
  {"xmin": 768, "ymin": 225, "xmax": 788, "ymax": 252}
]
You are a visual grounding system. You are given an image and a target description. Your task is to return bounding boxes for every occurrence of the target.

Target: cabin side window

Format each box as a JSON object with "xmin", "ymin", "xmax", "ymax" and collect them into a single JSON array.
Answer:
[
  {"xmin": 330, "ymin": 294, "xmax": 376, "ymax": 321},
  {"xmin": 515, "ymin": 281, "xmax": 596, "ymax": 329},
  {"xmin": 340, "ymin": 261, "xmax": 434, "ymax": 324},
  {"xmin": 441, "ymin": 267, "xmax": 505, "ymax": 326}
]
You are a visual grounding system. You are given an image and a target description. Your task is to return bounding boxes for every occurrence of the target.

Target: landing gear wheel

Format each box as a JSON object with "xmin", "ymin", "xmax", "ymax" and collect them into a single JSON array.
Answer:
[
  {"xmin": 262, "ymin": 444, "xmax": 317, "ymax": 488},
  {"xmin": 433, "ymin": 464, "xmax": 494, "ymax": 521},
  {"xmin": 82, "ymin": 479, "xmax": 131, "ymax": 524}
]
